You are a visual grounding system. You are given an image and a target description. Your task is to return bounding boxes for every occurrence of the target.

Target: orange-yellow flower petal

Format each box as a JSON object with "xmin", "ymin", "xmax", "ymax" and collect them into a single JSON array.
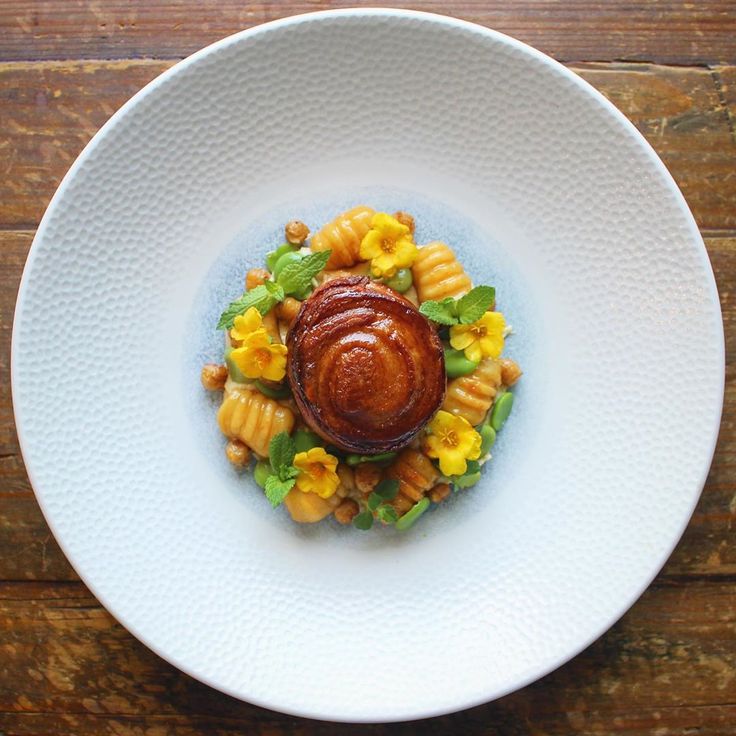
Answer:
[
  {"xmin": 423, "ymin": 410, "xmax": 481, "ymax": 477},
  {"xmin": 231, "ymin": 307, "xmax": 263, "ymax": 342},
  {"xmin": 229, "ymin": 328, "xmax": 287, "ymax": 381},
  {"xmin": 360, "ymin": 212, "xmax": 418, "ymax": 278},
  {"xmin": 450, "ymin": 311, "xmax": 506, "ymax": 362},
  {"xmin": 293, "ymin": 447, "xmax": 340, "ymax": 498}
]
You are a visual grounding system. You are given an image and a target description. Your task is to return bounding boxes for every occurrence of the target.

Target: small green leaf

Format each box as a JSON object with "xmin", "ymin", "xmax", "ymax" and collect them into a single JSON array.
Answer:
[
  {"xmin": 217, "ymin": 284, "xmax": 280, "ymax": 330},
  {"xmin": 268, "ymin": 432, "xmax": 296, "ymax": 479},
  {"xmin": 419, "ymin": 297, "xmax": 458, "ymax": 326},
  {"xmin": 464, "ymin": 460, "xmax": 481, "ymax": 475},
  {"xmin": 367, "ymin": 492, "xmax": 383, "ymax": 511},
  {"xmin": 263, "ymin": 280, "xmax": 285, "ymax": 301},
  {"xmin": 377, "ymin": 505, "xmax": 399, "ymax": 525},
  {"xmin": 353, "ymin": 510, "xmax": 374, "ymax": 530},
  {"xmin": 284, "ymin": 466, "xmax": 300, "ymax": 480},
  {"xmin": 373, "ymin": 478, "xmax": 400, "ymax": 501},
  {"xmin": 456, "ymin": 285, "xmax": 495, "ymax": 324},
  {"xmin": 277, "ymin": 250, "xmax": 331, "ymax": 296},
  {"xmin": 264, "ymin": 475, "xmax": 295, "ymax": 508}
]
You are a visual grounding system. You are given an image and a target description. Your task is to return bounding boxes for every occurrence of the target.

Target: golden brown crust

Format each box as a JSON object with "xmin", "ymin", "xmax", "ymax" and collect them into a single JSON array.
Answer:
[{"xmin": 287, "ymin": 277, "xmax": 446, "ymax": 454}]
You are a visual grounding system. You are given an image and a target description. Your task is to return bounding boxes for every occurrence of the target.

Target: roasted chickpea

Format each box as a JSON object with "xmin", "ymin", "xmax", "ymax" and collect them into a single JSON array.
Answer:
[
  {"xmin": 393, "ymin": 210, "xmax": 415, "ymax": 234},
  {"xmin": 285, "ymin": 220, "xmax": 310, "ymax": 245},
  {"xmin": 200, "ymin": 363, "xmax": 228, "ymax": 390},
  {"xmin": 334, "ymin": 498, "xmax": 359, "ymax": 525},
  {"xmin": 245, "ymin": 267, "xmax": 270, "ymax": 291},
  {"xmin": 354, "ymin": 463, "xmax": 382, "ymax": 495},
  {"xmin": 429, "ymin": 482, "xmax": 451, "ymax": 504},
  {"xmin": 225, "ymin": 439, "xmax": 250, "ymax": 466}
]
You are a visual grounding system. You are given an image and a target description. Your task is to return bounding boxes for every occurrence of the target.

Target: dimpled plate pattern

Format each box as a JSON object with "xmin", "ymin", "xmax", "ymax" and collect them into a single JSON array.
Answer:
[{"xmin": 12, "ymin": 9, "xmax": 724, "ymax": 723}]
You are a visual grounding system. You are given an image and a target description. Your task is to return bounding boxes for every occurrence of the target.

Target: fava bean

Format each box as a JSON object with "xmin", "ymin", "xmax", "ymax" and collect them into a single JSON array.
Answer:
[
  {"xmin": 384, "ymin": 268, "xmax": 413, "ymax": 293},
  {"xmin": 453, "ymin": 471, "xmax": 481, "ymax": 489},
  {"xmin": 444, "ymin": 348, "xmax": 479, "ymax": 378},
  {"xmin": 254, "ymin": 379, "xmax": 290, "ymax": 399},
  {"xmin": 490, "ymin": 391, "xmax": 514, "ymax": 431},
  {"xmin": 293, "ymin": 429, "xmax": 321, "ymax": 453},
  {"xmin": 345, "ymin": 451, "xmax": 398, "ymax": 466},
  {"xmin": 479, "ymin": 424, "xmax": 496, "ymax": 455},
  {"xmin": 272, "ymin": 250, "xmax": 303, "ymax": 280},
  {"xmin": 253, "ymin": 461, "xmax": 273, "ymax": 489},
  {"xmin": 266, "ymin": 243, "xmax": 298, "ymax": 271},
  {"xmin": 395, "ymin": 497, "xmax": 430, "ymax": 531}
]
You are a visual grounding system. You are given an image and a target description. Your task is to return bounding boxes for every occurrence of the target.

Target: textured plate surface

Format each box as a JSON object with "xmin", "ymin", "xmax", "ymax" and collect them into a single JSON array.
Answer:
[{"xmin": 12, "ymin": 9, "xmax": 724, "ymax": 722}]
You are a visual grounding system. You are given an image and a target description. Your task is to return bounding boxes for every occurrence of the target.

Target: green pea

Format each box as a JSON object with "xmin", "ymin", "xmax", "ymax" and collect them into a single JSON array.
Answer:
[
  {"xmin": 272, "ymin": 250, "xmax": 303, "ymax": 280},
  {"xmin": 490, "ymin": 391, "xmax": 514, "ymax": 432},
  {"xmin": 266, "ymin": 243, "xmax": 298, "ymax": 271},
  {"xmin": 444, "ymin": 348, "xmax": 479, "ymax": 378},
  {"xmin": 395, "ymin": 498, "xmax": 430, "ymax": 531},
  {"xmin": 384, "ymin": 268, "xmax": 413, "ymax": 293},
  {"xmin": 254, "ymin": 379, "xmax": 290, "ymax": 399},
  {"xmin": 479, "ymin": 424, "xmax": 496, "ymax": 455},
  {"xmin": 253, "ymin": 461, "xmax": 272, "ymax": 489},
  {"xmin": 293, "ymin": 429, "xmax": 321, "ymax": 453},
  {"xmin": 345, "ymin": 451, "xmax": 398, "ymax": 467},
  {"xmin": 224, "ymin": 347, "xmax": 249, "ymax": 384},
  {"xmin": 453, "ymin": 471, "xmax": 481, "ymax": 489}
]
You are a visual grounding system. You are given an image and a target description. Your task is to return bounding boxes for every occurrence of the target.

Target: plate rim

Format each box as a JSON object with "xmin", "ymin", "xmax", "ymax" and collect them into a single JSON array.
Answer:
[{"xmin": 11, "ymin": 8, "xmax": 726, "ymax": 722}]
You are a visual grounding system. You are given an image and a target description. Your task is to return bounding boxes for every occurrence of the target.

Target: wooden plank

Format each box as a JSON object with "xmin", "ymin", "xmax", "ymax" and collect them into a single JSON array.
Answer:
[
  {"xmin": 1, "ymin": 61, "xmax": 735, "ymax": 231},
  {"xmin": 714, "ymin": 65, "xmax": 736, "ymax": 144},
  {"xmin": 0, "ymin": 1, "xmax": 735, "ymax": 65},
  {"xmin": 0, "ymin": 580, "xmax": 734, "ymax": 734},
  {"xmin": 575, "ymin": 63, "xmax": 736, "ymax": 232},
  {"xmin": 0, "ymin": 60, "xmax": 167, "ymax": 230},
  {"xmin": 0, "ymin": 234, "xmax": 734, "ymax": 583}
]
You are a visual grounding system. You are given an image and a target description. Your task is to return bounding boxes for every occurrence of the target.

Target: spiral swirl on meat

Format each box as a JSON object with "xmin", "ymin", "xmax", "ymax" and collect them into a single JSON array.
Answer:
[{"xmin": 287, "ymin": 277, "xmax": 446, "ymax": 454}]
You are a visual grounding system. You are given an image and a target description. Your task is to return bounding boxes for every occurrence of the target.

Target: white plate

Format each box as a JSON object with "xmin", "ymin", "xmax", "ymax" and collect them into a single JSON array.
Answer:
[{"xmin": 12, "ymin": 9, "xmax": 724, "ymax": 723}]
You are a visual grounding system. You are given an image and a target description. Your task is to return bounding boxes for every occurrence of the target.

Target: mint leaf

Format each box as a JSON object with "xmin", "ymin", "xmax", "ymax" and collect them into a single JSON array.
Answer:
[
  {"xmin": 373, "ymin": 478, "xmax": 399, "ymax": 501},
  {"xmin": 269, "ymin": 432, "xmax": 296, "ymax": 480},
  {"xmin": 464, "ymin": 460, "xmax": 481, "ymax": 475},
  {"xmin": 277, "ymin": 250, "xmax": 331, "ymax": 296},
  {"xmin": 217, "ymin": 284, "xmax": 281, "ymax": 330},
  {"xmin": 264, "ymin": 475, "xmax": 295, "ymax": 508},
  {"xmin": 419, "ymin": 297, "xmax": 458, "ymax": 326},
  {"xmin": 353, "ymin": 510, "xmax": 374, "ymax": 530},
  {"xmin": 457, "ymin": 286, "xmax": 495, "ymax": 325},
  {"xmin": 377, "ymin": 505, "xmax": 399, "ymax": 524},
  {"xmin": 264, "ymin": 280, "xmax": 285, "ymax": 301},
  {"xmin": 367, "ymin": 492, "xmax": 383, "ymax": 511}
]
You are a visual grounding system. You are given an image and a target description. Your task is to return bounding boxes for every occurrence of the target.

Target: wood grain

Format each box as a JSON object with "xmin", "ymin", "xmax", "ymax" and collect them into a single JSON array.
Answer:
[
  {"xmin": 1, "ymin": 6, "xmax": 735, "ymax": 730},
  {"xmin": 0, "ymin": 1, "xmax": 735, "ymax": 65},
  {"xmin": 1, "ymin": 60, "xmax": 735, "ymax": 231},
  {"xmin": 0, "ymin": 580, "xmax": 734, "ymax": 735}
]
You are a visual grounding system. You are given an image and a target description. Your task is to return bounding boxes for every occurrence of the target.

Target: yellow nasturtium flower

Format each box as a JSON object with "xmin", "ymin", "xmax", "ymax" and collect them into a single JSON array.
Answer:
[
  {"xmin": 293, "ymin": 447, "xmax": 340, "ymax": 499},
  {"xmin": 230, "ymin": 307, "xmax": 263, "ymax": 343},
  {"xmin": 423, "ymin": 410, "xmax": 482, "ymax": 477},
  {"xmin": 450, "ymin": 311, "xmax": 506, "ymax": 363},
  {"xmin": 360, "ymin": 212, "xmax": 418, "ymax": 278},
  {"xmin": 228, "ymin": 329, "xmax": 287, "ymax": 381}
]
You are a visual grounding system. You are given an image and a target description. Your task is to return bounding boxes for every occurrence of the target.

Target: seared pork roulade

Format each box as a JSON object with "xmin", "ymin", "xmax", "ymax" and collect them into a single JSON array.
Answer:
[{"xmin": 287, "ymin": 276, "xmax": 446, "ymax": 454}]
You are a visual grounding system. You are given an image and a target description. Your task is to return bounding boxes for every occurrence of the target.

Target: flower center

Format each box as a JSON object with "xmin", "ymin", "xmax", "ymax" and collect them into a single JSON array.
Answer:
[
  {"xmin": 309, "ymin": 463, "xmax": 325, "ymax": 478},
  {"xmin": 471, "ymin": 325, "xmax": 487, "ymax": 338},
  {"xmin": 380, "ymin": 237, "xmax": 396, "ymax": 254},
  {"xmin": 254, "ymin": 348, "xmax": 272, "ymax": 368},
  {"xmin": 440, "ymin": 429, "xmax": 459, "ymax": 448}
]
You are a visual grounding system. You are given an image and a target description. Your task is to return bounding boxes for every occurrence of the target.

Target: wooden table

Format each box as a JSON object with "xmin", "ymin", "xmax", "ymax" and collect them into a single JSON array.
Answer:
[{"xmin": 1, "ymin": 3, "xmax": 734, "ymax": 734}]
